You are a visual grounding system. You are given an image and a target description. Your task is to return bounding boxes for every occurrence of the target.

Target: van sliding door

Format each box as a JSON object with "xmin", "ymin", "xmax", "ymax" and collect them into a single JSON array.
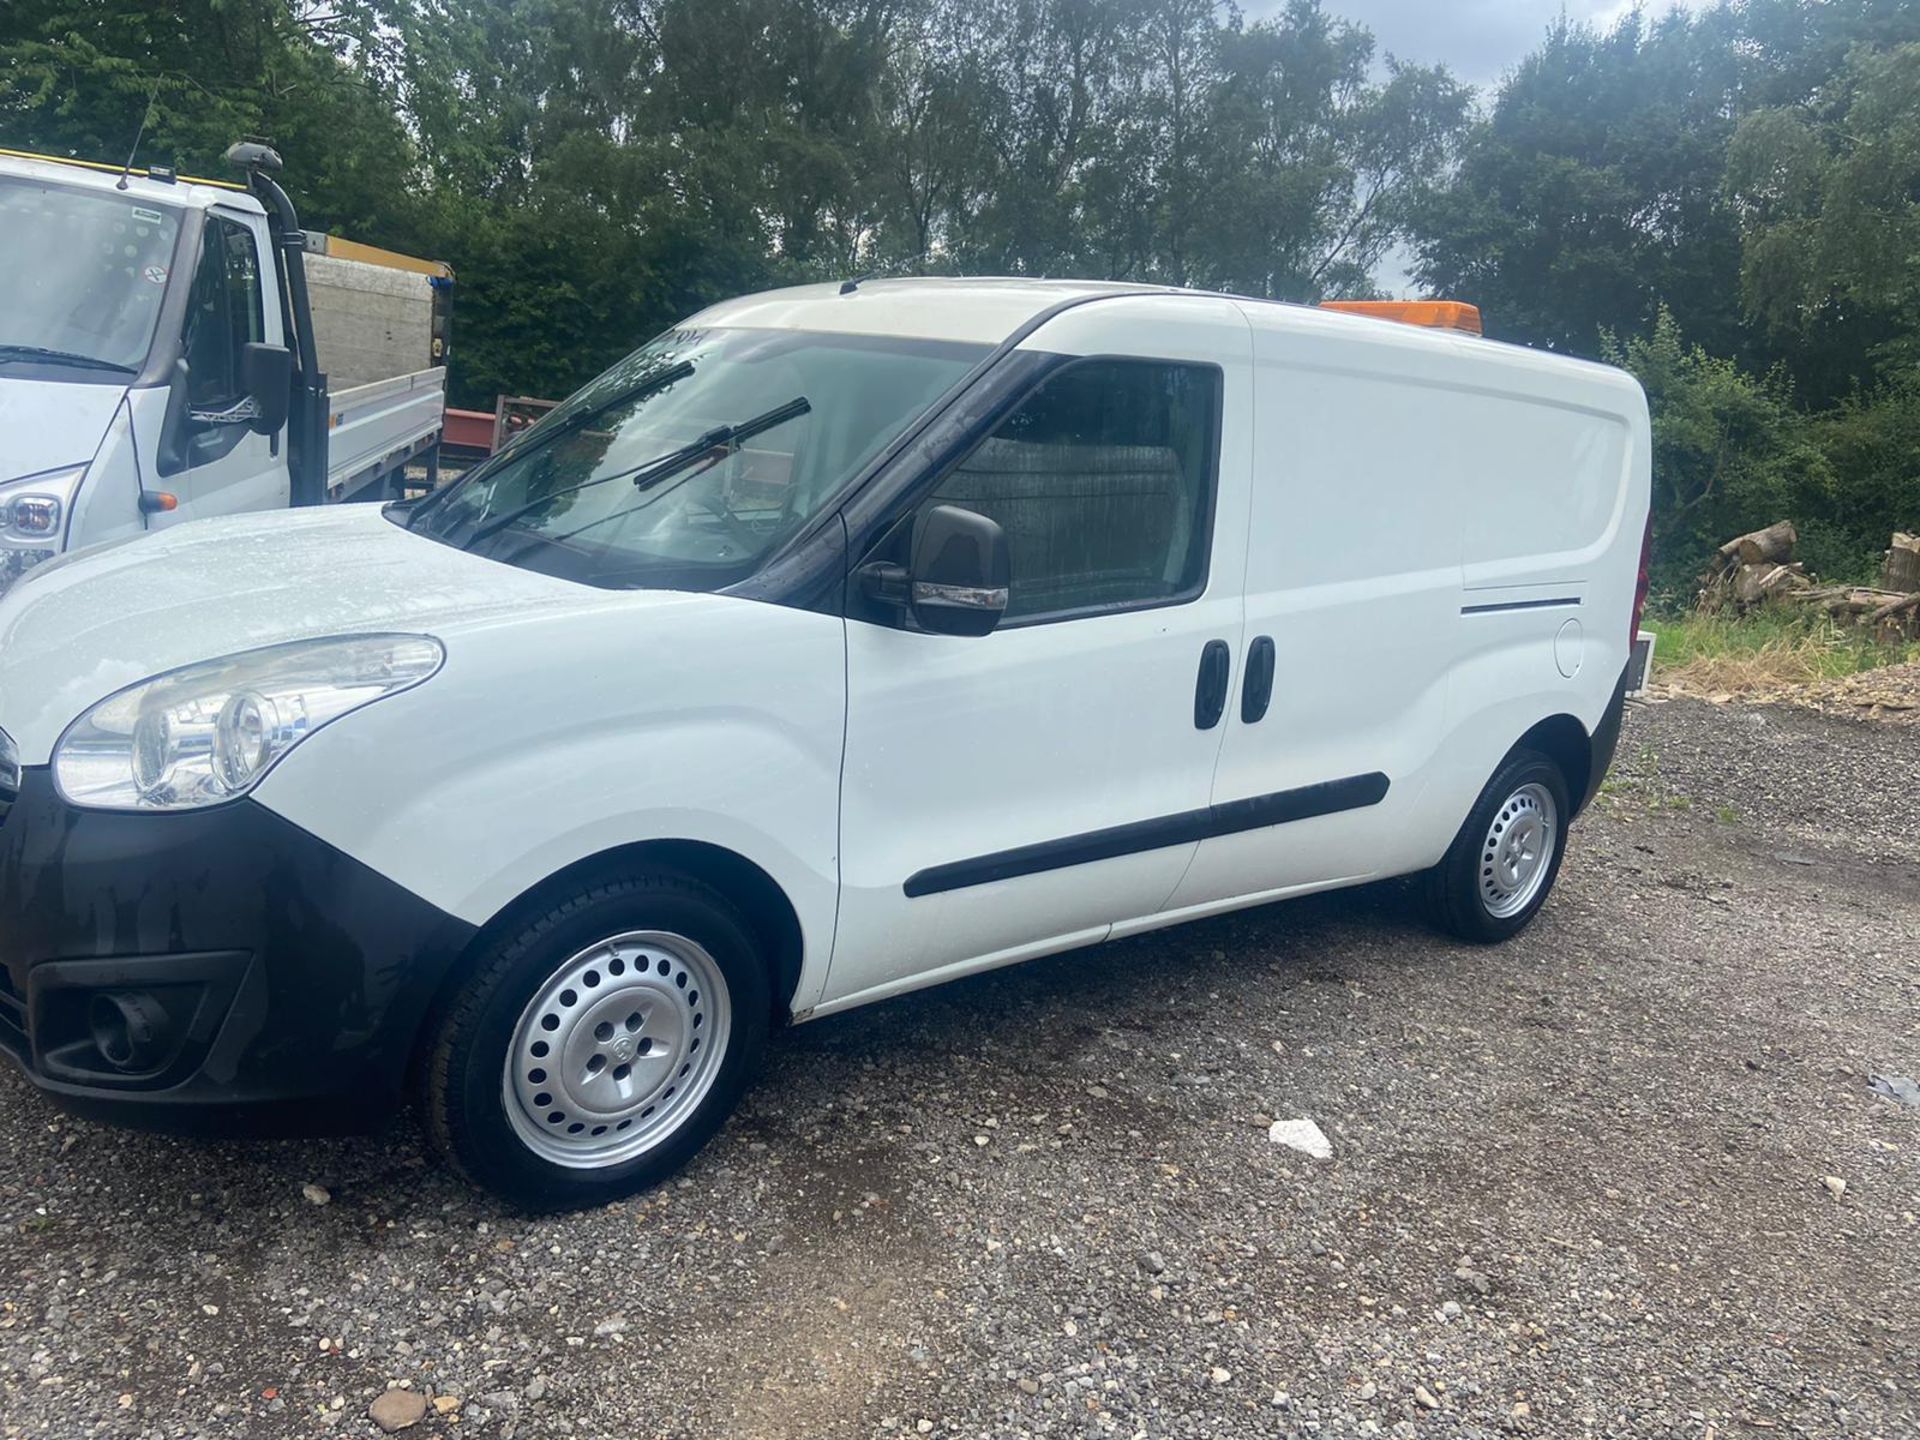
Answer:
[{"xmin": 1148, "ymin": 312, "xmax": 1468, "ymax": 924}]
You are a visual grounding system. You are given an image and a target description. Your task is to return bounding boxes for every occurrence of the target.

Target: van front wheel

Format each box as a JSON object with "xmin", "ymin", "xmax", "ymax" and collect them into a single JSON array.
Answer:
[
  {"xmin": 421, "ymin": 869, "xmax": 769, "ymax": 1209},
  {"xmin": 1425, "ymin": 751, "xmax": 1569, "ymax": 943}
]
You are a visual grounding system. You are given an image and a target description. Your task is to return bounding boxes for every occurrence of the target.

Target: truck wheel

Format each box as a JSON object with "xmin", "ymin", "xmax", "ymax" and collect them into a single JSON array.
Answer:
[
  {"xmin": 421, "ymin": 868, "xmax": 769, "ymax": 1209},
  {"xmin": 1424, "ymin": 750, "xmax": 1569, "ymax": 944}
]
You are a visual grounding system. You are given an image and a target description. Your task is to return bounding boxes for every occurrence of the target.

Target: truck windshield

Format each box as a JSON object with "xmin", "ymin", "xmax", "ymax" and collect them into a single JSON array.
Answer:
[
  {"xmin": 407, "ymin": 327, "xmax": 987, "ymax": 589},
  {"xmin": 0, "ymin": 177, "xmax": 182, "ymax": 379}
]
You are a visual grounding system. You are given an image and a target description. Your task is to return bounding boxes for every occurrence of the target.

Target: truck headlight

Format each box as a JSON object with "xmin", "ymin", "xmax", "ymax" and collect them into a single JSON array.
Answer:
[
  {"xmin": 54, "ymin": 634, "xmax": 444, "ymax": 811},
  {"xmin": 0, "ymin": 464, "xmax": 86, "ymax": 597}
]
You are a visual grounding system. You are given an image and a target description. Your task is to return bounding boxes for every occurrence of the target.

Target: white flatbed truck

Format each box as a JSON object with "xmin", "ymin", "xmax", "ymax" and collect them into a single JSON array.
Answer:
[{"xmin": 0, "ymin": 142, "xmax": 452, "ymax": 597}]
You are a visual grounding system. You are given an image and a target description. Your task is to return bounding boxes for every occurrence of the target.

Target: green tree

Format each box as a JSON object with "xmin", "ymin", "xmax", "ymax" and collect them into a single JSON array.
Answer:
[
  {"xmin": 1813, "ymin": 376, "xmax": 1920, "ymax": 575},
  {"xmin": 18, "ymin": 0, "xmax": 1905, "ymax": 546},
  {"xmin": 1193, "ymin": 7, "xmax": 1467, "ymax": 299},
  {"xmin": 1411, "ymin": 9, "xmax": 1750, "ymax": 362},
  {"xmin": 1603, "ymin": 310, "xmax": 1831, "ymax": 593},
  {"xmin": 1411, "ymin": 0, "xmax": 1920, "ymax": 397},
  {"xmin": 0, "ymin": 0, "xmax": 416, "ymax": 240},
  {"xmin": 1727, "ymin": 42, "xmax": 1920, "ymax": 388}
]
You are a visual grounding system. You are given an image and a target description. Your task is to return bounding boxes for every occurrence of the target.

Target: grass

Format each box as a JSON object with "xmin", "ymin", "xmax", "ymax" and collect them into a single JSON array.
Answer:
[
  {"xmin": 1594, "ymin": 740, "xmax": 1682, "ymax": 816},
  {"xmin": 1646, "ymin": 610, "xmax": 1920, "ymax": 692}
]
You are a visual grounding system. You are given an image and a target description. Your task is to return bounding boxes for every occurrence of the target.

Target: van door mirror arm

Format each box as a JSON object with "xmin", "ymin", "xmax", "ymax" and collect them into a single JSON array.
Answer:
[{"xmin": 855, "ymin": 559, "xmax": 912, "ymax": 609}]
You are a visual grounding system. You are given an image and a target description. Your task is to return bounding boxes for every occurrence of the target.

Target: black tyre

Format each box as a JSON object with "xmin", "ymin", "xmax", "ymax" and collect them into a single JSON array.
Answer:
[
  {"xmin": 421, "ymin": 868, "xmax": 770, "ymax": 1210},
  {"xmin": 1424, "ymin": 749, "xmax": 1570, "ymax": 944}
]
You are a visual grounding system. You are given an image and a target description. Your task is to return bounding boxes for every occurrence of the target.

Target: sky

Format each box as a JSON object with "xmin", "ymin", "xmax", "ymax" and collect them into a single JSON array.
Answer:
[{"xmin": 1251, "ymin": 0, "xmax": 1712, "ymax": 92}]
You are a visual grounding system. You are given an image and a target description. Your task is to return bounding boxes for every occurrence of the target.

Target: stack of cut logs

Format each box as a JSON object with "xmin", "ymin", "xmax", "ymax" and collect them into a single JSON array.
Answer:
[{"xmin": 1699, "ymin": 521, "xmax": 1920, "ymax": 636}]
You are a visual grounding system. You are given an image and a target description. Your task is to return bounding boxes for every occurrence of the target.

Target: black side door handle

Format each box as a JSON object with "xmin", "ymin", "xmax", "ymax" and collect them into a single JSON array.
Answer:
[
  {"xmin": 1241, "ymin": 635, "xmax": 1276, "ymax": 723},
  {"xmin": 1194, "ymin": 639, "xmax": 1231, "ymax": 730}
]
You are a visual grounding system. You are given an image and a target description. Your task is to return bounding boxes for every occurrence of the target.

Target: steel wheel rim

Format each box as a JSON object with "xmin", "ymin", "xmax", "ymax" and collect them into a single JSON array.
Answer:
[
  {"xmin": 1479, "ymin": 781, "xmax": 1557, "ymax": 919},
  {"xmin": 503, "ymin": 929, "xmax": 731, "ymax": 1169}
]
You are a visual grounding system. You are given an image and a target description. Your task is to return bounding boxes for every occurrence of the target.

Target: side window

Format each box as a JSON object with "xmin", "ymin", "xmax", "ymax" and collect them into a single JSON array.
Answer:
[
  {"xmin": 923, "ymin": 359, "xmax": 1219, "ymax": 622},
  {"xmin": 182, "ymin": 217, "xmax": 264, "ymax": 409}
]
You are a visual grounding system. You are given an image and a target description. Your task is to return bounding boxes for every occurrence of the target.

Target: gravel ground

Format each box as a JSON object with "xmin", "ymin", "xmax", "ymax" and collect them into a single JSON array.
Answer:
[{"xmin": 2, "ymin": 695, "xmax": 1916, "ymax": 1440}]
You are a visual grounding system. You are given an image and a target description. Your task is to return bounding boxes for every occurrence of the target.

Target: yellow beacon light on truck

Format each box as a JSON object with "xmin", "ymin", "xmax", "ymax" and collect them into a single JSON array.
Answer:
[{"xmin": 1318, "ymin": 300, "xmax": 1484, "ymax": 335}]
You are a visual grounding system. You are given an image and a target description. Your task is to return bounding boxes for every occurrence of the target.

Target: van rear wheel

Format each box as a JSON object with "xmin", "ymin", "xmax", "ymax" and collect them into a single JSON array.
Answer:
[
  {"xmin": 421, "ymin": 869, "xmax": 769, "ymax": 1210},
  {"xmin": 1425, "ymin": 750, "xmax": 1569, "ymax": 943}
]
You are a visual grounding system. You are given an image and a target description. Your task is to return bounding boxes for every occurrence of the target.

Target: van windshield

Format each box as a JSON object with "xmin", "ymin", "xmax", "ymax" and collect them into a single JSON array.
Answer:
[
  {"xmin": 406, "ymin": 327, "xmax": 988, "ymax": 589},
  {"xmin": 0, "ymin": 177, "xmax": 182, "ymax": 380}
]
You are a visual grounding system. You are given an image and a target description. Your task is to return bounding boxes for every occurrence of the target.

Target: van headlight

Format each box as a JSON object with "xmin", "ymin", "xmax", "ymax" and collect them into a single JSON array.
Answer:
[
  {"xmin": 0, "ymin": 464, "xmax": 86, "ymax": 598},
  {"xmin": 54, "ymin": 634, "xmax": 444, "ymax": 811}
]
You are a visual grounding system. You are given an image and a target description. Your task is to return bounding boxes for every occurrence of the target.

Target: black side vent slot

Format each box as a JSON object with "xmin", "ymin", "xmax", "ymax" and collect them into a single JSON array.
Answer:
[{"xmin": 0, "ymin": 727, "xmax": 17, "ymax": 829}]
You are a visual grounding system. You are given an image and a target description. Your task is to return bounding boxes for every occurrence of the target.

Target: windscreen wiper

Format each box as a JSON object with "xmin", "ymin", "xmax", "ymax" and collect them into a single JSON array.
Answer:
[
  {"xmin": 502, "ymin": 359, "xmax": 697, "ymax": 464},
  {"xmin": 410, "ymin": 359, "xmax": 695, "ymax": 531},
  {"xmin": 0, "ymin": 344, "xmax": 136, "ymax": 374},
  {"xmin": 460, "ymin": 395, "xmax": 810, "ymax": 551},
  {"xmin": 627, "ymin": 394, "xmax": 813, "ymax": 495}
]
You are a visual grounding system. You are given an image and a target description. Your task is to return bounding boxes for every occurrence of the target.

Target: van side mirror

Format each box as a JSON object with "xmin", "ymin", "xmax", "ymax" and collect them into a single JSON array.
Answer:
[
  {"xmin": 241, "ymin": 342, "xmax": 293, "ymax": 435},
  {"xmin": 909, "ymin": 504, "xmax": 1010, "ymax": 637}
]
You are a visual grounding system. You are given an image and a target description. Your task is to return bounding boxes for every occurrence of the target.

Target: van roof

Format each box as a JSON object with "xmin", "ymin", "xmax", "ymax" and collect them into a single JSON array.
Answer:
[
  {"xmin": 0, "ymin": 149, "xmax": 452, "ymax": 275},
  {"xmin": 0, "ymin": 146, "xmax": 261, "ymax": 214},
  {"xmin": 691, "ymin": 275, "xmax": 1487, "ymax": 350},
  {"xmin": 688, "ymin": 277, "xmax": 1638, "ymax": 393},
  {"xmin": 690, "ymin": 277, "xmax": 1155, "ymax": 347}
]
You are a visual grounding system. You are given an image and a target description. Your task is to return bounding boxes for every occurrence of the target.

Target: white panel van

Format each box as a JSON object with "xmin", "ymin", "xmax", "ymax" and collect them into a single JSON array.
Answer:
[{"xmin": 0, "ymin": 280, "xmax": 1651, "ymax": 1207}]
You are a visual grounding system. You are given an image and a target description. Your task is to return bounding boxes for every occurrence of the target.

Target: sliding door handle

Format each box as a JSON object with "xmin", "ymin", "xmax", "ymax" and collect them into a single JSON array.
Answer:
[
  {"xmin": 1194, "ymin": 639, "xmax": 1231, "ymax": 730},
  {"xmin": 1242, "ymin": 635, "xmax": 1276, "ymax": 723}
]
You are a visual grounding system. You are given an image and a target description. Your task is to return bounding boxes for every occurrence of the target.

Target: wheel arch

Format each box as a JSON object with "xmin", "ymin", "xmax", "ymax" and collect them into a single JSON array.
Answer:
[
  {"xmin": 1508, "ymin": 712, "xmax": 1592, "ymax": 815},
  {"xmin": 411, "ymin": 839, "xmax": 808, "ymax": 1086}
]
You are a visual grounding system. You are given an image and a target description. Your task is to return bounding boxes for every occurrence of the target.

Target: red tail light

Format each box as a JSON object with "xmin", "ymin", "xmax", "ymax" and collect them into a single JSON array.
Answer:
[{"xmin": 1629, "ymin": 514, "xmax": 1653, "ymax": 643}]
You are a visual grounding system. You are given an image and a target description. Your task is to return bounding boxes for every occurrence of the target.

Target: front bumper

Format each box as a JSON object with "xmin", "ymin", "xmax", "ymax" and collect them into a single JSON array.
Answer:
[{"xmin": 0, "ymin": 768, "xmax": 476, "ymax": 1135}]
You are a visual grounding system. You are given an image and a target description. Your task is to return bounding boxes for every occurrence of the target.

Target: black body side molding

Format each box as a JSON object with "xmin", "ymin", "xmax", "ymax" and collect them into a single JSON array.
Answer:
[
  {"xmin": 903, "ymin": 772, "xmax": 1390, "ymax": 898},
  {"xmin": 1460, "ymin": 596, "xmax": 1581, "ymax": 615}
]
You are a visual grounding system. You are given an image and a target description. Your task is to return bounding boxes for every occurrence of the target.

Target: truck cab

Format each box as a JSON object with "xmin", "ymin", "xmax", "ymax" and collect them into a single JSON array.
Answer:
[{"xmin": 0, "ymin": 145, "xmax": 449, "ymax": 599}]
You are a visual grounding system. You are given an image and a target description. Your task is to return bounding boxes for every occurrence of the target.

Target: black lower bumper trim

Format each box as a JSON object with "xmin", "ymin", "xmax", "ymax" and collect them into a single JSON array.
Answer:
[
  {"xmin": 0, "ymin": 768, "xmax": 477, "ymax": 1134},
  {"xmin": 1577, "ymin": 662, "xmax": 1632, "ymax": 817}
]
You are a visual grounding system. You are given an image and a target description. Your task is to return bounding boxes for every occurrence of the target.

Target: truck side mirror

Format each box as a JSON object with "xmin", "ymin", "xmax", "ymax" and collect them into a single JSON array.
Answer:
[
  {"xmin": 909, "ymin": 504, "xmax": 1010, "ymax": 637},
  {"xmin": 241, "ymin": 342, "xmax": 293, "ymax": 435}
]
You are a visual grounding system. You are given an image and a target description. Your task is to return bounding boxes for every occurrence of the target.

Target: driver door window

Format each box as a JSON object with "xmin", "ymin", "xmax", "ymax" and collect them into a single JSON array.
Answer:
[
  {"xmin": 159, "ymin": 216, "xmax": 282, "ymax": 514},
  {"xmin": 922, "ymin": 359, "xmax": 1220, "ymax": 623},
  {"xmin": 182, "ymin": 216, "xmax": 263, "ymax": 410}
]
